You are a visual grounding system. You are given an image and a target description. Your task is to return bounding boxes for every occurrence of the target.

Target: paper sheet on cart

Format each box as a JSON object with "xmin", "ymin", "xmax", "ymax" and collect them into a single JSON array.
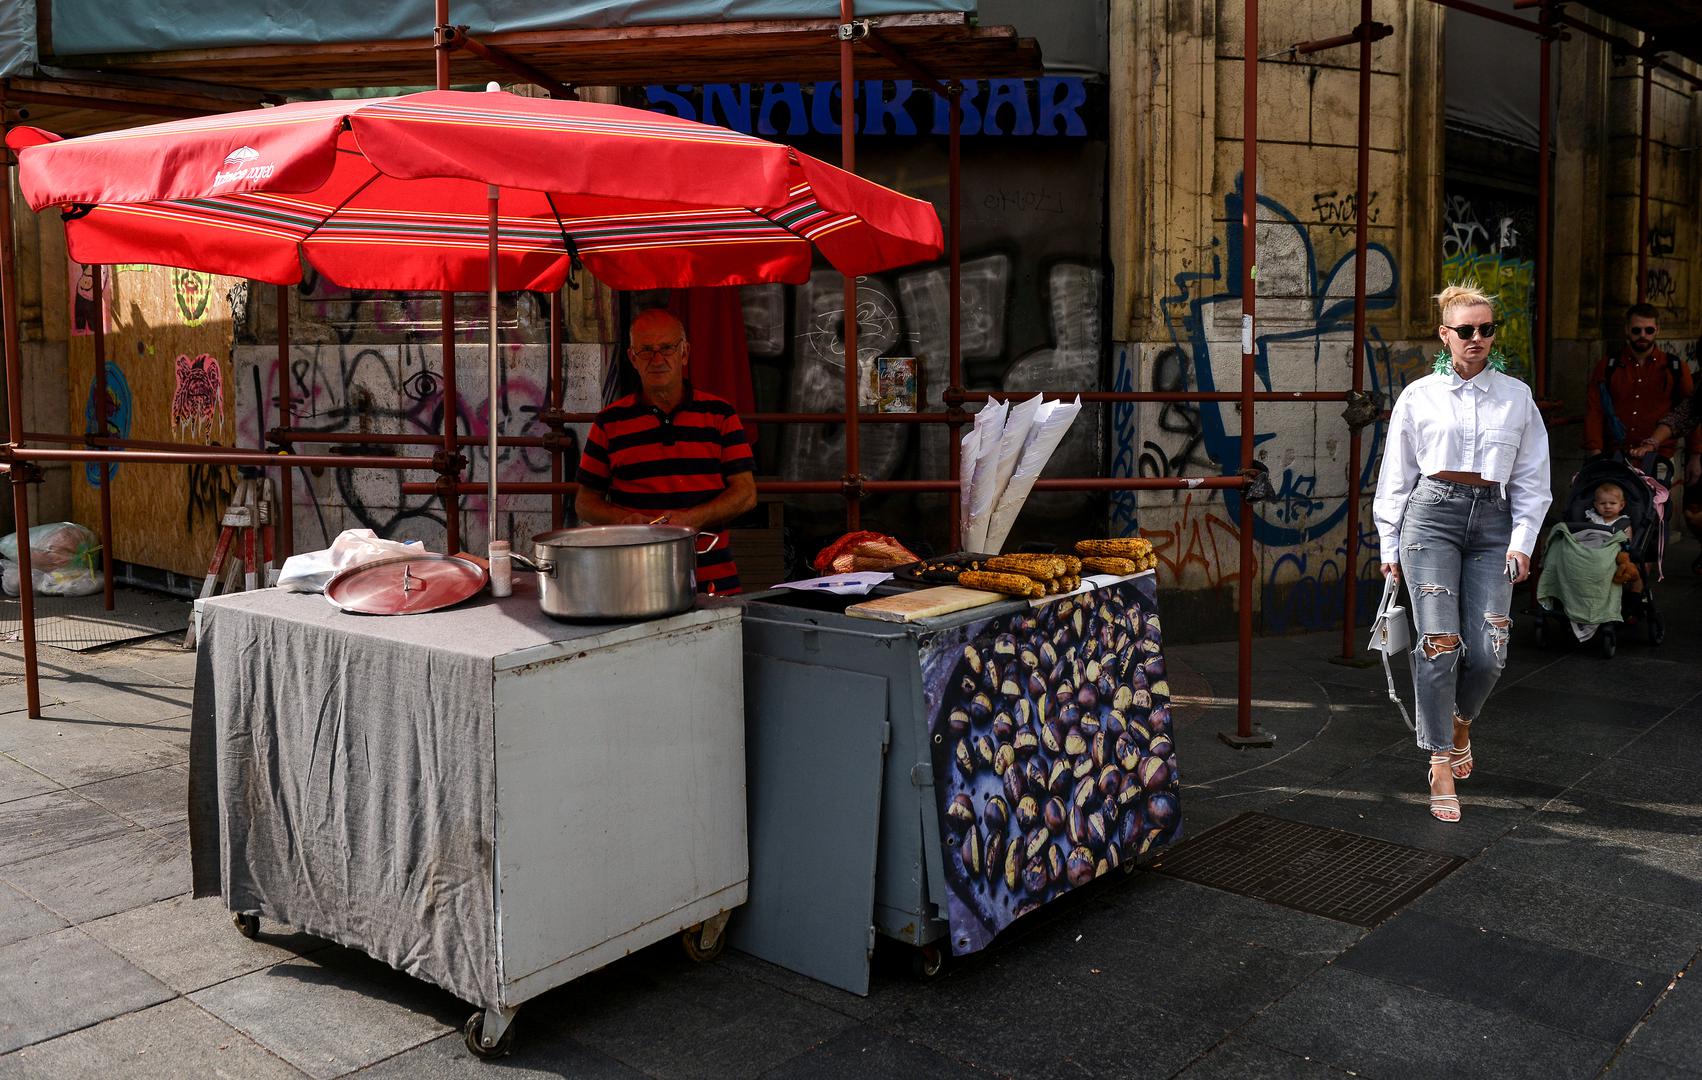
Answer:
[
  {"xmin": 961, "ymin": 400, "xmax": 1008, "ymax": 553},
  {"xmin": 984, "ymin": 396, "xmax": 1081, "ymax": 554},
  {"xmin": 774, "ymin": 571, "xmax": 892, "ymax": 595}
]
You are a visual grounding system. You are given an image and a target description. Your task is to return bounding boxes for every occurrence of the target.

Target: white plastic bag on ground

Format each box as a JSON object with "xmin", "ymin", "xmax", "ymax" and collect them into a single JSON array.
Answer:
[
  {"xmin": 277, "ymin": 529, "xmax": 425, "ymax": 594},
  {"xmin": 0, "ymin": 522, "xmax": 103, "ymax": 596},
  {"xmin": 2, "ymin": 561, "xmax": 104, "ymax": 597}
]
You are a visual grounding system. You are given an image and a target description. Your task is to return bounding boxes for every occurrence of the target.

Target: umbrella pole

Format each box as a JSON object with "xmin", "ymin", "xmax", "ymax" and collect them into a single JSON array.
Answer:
[{"xmin": 487, "ymin": 184, "xmax": 499, "ymax": 548}]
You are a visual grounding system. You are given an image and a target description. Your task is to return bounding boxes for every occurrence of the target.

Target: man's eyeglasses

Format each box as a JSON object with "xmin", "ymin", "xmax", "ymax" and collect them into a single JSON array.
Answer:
[
  {"xmin": 1445, "ymin": 322, "xmax": 1496, "ymax": 340},
  {"xmin": 632, "ymin": 340, "xmax": 684, "ymax": 358},
  {"xmin": 1628, "ymin": 326, "xmax": 1658, "ymax": 336}
]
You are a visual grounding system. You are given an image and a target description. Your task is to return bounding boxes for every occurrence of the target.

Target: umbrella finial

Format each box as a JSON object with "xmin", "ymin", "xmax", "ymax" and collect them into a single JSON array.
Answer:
[{"xmin": 486, "ymin": 81, "xmax": 501, "ymax": 93}]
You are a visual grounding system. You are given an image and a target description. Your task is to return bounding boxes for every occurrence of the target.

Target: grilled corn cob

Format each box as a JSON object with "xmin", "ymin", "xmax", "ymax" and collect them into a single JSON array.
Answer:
[
  {"xmin": 959, "ymin": 570, "xmax": 1045, "ymax": 598},
  {"xmin": 1074, "ymin": 537, "xmax": 1153, "ymax": 559},
  {"xmin": 985, "ymin": 554, "xmax": 1069, "ymax": 580},
  {"xmin": 1081, "ymin": 556, "xmax": 1139, "ymax": 576}
]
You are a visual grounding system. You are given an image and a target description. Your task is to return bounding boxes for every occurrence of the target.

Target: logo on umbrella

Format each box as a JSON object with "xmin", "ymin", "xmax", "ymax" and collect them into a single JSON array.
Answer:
[{"xmin": 214, "ymin": 145, "xmax": 272, "ymax": 188}]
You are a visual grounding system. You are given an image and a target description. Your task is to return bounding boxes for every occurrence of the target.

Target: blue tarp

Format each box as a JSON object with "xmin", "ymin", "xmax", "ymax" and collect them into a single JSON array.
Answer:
[
  {"xmin": 44, "ymin": 1, "xmax": 975, "ymax": 54},
  {"xmin": 0, "ymin": 1, "xmax": 37, "ymax": 77}
]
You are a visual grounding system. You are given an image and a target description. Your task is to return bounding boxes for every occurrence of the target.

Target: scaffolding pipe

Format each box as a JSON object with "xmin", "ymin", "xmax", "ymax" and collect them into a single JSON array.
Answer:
[
  {"xmin": 1231, "ymin": 0, "xmax": 1269, "ymax": 746},
  {"xmin": 1536, "ymin": 1, "xmax": 1553, "ymax": 398},
  {"xmin": 1638, "ymin": 50, "xmax": 1652, "ymax": 304},
  {"xmin": 1340, "ymin": 0, "xmax": 1373, "ymax": 661},
  {"xmin": 405, "ymin": 475, "xmax": 1254, "ymax": 497},
  {"xmin": 839, "ymin": 0, "xmax": 862, "ymax": 529},
  {"xmin": 4, "ymin": 447, "xmax": 436, "ymax": 470},
  {"xmin": 92, "ymin": 265, "xmax": 114, "ymax": 610},
  {"xmin": 0, "ymin": 142, "xmax": 40, "ymax": 717},
  {"xmin": 276, "ymin": 284, "xmax": 294, "ymax": 559},
  {"xmin": 436, "ymin": 0, "xmax": 462, "ymax": 555},
  {"xmin": 549, "ymin": 289, "xmax": 564, "ymax": 528},
  {"xmin": 948, "ymin": 83, "xmax": 964, "ymax": 550}
]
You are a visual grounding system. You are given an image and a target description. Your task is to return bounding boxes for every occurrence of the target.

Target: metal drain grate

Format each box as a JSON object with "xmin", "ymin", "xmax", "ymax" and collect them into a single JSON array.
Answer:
[{"xmin": 1150, "ymin": 813, "xmax": 1462, "ymax": 927}]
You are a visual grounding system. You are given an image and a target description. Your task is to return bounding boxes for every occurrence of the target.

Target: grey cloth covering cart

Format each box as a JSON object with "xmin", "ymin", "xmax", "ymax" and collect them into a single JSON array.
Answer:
[{"xmin": 189, "ymin": 578, "xmax": 747, "ymax": 1053}]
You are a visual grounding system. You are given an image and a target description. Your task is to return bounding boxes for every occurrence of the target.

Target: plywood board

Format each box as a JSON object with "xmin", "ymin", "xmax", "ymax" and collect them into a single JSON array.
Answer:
[{"xmin": 68, "ymin": 264, "xmax": 244, "ymax": 579}]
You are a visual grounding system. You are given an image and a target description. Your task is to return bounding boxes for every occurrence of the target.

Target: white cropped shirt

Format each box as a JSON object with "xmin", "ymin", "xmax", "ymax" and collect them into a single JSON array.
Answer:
[{"xmin": 1372, "ymin": 366, "xmax": 1552, "ymax": 563}]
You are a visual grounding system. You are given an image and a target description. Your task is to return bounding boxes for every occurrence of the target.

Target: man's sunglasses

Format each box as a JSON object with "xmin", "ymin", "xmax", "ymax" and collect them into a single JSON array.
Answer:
[
  {"xmin": 1445, "ymin": 322, "xmax": 1496, "ymax": 340},
  {"xmin": 1628, "ymin": 326, "xmax": 1658, "ymax": 336}
]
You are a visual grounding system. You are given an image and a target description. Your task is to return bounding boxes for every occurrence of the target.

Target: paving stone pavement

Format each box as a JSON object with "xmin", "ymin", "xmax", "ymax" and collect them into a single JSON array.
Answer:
[{"xmin": 0, "ymin": 545, "xmax": 1699, "ymax": 1079}]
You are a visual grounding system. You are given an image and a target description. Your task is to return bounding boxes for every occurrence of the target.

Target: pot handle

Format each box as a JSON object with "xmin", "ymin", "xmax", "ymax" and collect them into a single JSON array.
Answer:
[
  {"xmin": 512, "ymin": 551, "xmax": 553, "ymax": 574},
  {"xmin": 695, "ymin": 531, "xmax": 722, "ymax": 554}
]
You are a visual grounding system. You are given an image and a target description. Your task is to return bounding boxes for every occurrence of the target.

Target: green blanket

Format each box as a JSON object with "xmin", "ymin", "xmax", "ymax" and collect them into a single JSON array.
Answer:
[{"xmin": 1536, "ymin": 522, "xmax": 1626, "ymax": 625}]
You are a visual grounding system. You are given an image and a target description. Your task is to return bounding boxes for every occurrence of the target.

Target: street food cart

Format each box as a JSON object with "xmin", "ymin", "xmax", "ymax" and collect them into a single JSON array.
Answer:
[
  {"xmin": 187, "ymin": 576, "xmax": 747, "ymax": 1057},
  {"xmin": 732, "ymin": 572, "xmax": 1180, "ymax": 994}
]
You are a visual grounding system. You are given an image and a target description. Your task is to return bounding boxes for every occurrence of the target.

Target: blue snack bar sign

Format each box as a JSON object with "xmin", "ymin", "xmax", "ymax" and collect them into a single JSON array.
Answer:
[{"xmin": 643, "ymin": 77, "xmax": 1090, "ymax": 138}]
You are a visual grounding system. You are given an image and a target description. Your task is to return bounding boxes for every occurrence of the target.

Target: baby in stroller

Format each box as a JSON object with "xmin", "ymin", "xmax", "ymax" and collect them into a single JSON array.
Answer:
[{"xmin": 1535, "ymin": 457, "xmax": 1666, "ymax": 656}]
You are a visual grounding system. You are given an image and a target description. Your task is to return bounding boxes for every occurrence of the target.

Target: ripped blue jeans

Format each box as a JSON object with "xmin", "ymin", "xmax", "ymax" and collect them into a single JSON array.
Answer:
[{"xmin": 1399, "ymin": 477, "xmax": 1516, "ymax": 753}]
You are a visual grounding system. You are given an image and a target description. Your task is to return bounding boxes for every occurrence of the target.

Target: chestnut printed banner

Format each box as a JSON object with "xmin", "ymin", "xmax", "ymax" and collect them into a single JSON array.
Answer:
[{"xmin": 921, "ymin": 575, "xmax": 1179, "ymax": 955}]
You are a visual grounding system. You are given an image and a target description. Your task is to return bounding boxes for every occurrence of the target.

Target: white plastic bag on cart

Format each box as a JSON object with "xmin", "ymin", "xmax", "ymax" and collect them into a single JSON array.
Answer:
[{"xmin": 276, "ymin": 529, "xmax": 424, "ymax": 593}]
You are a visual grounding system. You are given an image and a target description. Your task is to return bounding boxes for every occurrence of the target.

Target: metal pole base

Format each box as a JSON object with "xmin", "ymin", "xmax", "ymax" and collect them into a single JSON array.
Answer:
[
  {"xmin": 1327, "ymin": 654, "xmax": 1379, "ymax": 669},
  {"xmin": 1218, "ymin": 728, "xmax": 1277, "ymax": 749}
]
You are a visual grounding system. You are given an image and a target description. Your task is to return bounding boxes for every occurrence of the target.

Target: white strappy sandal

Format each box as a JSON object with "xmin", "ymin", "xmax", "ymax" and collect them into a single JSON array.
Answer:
[
  {"xmin": 1450, "ymin": 714, "xmax": 1473, "ymax": 780},
  {"xmin": 1428, "ymin": 753, "xmax": 1461, "ymax": 823}
]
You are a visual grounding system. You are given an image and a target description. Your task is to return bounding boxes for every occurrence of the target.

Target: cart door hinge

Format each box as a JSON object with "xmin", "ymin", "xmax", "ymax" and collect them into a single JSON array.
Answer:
[
  {"xmin": 838, "ymin": 18, "xmax": 872, "ymax": 41},
  {"xmin": 867, "ymin": 924, "xmax": 877, "ymax": 958},
  {"xmin": 881, "ymin": 720, "xmax": 891, "ymax": 754},
  {"xmin": 909, "ymin": 761, "xmax": 933, "ymax": 789}
]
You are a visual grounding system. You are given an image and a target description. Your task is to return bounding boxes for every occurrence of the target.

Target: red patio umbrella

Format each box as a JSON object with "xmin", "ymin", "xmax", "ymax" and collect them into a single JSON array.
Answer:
[{"xmin": 7, "ymin": 87, "xmax": 943, "ymax": 545}]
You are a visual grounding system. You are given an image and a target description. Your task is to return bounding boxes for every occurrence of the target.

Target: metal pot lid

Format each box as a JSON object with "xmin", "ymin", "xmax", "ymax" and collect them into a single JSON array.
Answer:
[
  {"xmin": 324, "ymin": 554, "xmax": 489, "ymax": 615},
  {"xmin": 534, "ymin": 524, "xmax": 696, "ymax": 549}
]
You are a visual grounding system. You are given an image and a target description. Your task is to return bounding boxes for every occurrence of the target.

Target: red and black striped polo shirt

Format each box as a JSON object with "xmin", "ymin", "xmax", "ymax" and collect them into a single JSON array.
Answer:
[{"xmin": 577, "ymin": 385, "xmax": 754, "ymax": 595}]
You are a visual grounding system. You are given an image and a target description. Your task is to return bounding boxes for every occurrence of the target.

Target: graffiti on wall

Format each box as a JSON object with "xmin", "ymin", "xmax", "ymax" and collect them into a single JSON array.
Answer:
[
  {"xmin": 1441, "ymin": 187, "xmax": 1535, "ymax": 383},
  {"xmin": 1112, "ymin": 177, "xmax": 1420, "ymax": 632},
  {"xmin": 172, "ymin": 353, "xmax": 226, "ymax": 444},
  {"xmin": 82, "ymin": 361, "xmax": 133, "ymax": 487},
  {"xmin": 234, "ymin": 342, "xmax": 590, "ymax": 550}
]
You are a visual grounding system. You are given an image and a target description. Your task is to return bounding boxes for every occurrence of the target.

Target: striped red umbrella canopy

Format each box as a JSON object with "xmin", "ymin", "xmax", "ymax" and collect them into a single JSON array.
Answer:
[
  {"xmin": 8, "ymin": 87, "xmax": 942, "ymax": 549},
  {"xmin": 6, "ymin": 88, "xmax": 943, "ymax": 291}
]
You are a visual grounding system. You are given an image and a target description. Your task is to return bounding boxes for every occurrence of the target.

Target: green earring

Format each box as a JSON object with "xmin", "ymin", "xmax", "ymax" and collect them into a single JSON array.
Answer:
[{"xmin": 1433, "ymin": 347, "xmax": 1511, "ymax": 374}]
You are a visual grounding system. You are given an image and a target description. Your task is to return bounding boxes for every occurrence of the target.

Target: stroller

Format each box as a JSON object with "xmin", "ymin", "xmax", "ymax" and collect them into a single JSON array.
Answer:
[{"xmin": 1534, "ymin": 454, "xmax": 1670, "ymax": 657}]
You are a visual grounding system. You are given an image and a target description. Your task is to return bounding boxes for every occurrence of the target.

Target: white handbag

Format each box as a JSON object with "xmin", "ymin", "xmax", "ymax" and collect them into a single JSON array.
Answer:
[{"xmin": 1368, "ymin": 575, "xmax": 1415, "ymax": 730}]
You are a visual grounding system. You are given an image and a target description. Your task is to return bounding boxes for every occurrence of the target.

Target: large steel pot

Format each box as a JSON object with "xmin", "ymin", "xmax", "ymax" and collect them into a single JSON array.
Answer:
[{"xmin": 526, "ymin": 524, "xmax": 717, "ymax": 621}]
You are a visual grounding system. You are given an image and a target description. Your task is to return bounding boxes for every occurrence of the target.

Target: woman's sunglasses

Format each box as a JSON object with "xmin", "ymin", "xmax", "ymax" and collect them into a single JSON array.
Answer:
[{"xmin": 1445, "ymin": 322, "xmax": 1497, "ymax": 340}]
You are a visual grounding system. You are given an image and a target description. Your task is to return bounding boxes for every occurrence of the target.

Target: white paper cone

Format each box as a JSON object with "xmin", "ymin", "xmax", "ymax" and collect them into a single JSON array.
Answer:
[
  {"xmin": 983, "ymin": 396, "xmax": 1081, "ymax": 553},
  {"xmin": 963, "ymin": 401, "xmax": 1007, "ymax": 552}
]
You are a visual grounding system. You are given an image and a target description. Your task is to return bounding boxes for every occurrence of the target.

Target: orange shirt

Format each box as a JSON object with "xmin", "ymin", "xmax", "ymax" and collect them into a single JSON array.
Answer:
[{"xmin": 1583, "ymin": 346, "xmax": 1699, "ymax": 457}]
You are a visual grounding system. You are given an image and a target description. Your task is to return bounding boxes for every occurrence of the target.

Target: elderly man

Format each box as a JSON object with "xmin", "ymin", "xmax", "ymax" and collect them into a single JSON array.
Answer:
[{"xmin": 575, "ymin": 309, "xmax": 757, "ymax": 594}]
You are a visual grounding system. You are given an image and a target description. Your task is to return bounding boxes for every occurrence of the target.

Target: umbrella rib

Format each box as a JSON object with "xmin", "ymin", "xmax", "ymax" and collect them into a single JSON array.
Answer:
[
  {"xmin": 542, "ymin": 193, "xmax": 585, "ymax": 279},
  {"xmin": 297, "ymin": 164, "xmax": 384, "ymax": 244}
]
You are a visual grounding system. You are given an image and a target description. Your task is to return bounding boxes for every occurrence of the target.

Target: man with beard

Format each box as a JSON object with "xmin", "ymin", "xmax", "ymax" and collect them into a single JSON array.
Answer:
[{"xmin": 1584, "ymin": 303, "xmax": 1698, "ymax": 464}]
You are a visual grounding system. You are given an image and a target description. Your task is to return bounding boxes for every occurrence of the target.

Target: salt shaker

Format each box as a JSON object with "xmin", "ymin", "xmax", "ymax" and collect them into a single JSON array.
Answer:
[{"xmin": 488, "ymin": 540, "xmax": 513, "ymax": 598}]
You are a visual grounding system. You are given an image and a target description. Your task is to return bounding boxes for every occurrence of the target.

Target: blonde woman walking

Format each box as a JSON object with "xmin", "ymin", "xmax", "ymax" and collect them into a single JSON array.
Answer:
[{"xmin": 1372, "ymin": 283, "xmax": 1552, "ymax": 822}]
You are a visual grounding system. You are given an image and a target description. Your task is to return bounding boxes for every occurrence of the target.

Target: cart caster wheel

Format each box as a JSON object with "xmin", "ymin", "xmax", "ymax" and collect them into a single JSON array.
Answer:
[
  {"xmin": 232, "ymin": 913, "xmax": 259, "ymax": 939},
  {"xmin": 910, "ymin": 944, "xmax": 945, "ymax": 980},
  {"xmin": 680, "ymin": 923, "xmax": 726, "ymax": 964},
  {"xmin": 1599, "ymin": 628, "xmax": 1617, "ymax": 658},
  {"xmin": 463, "ymin": 1012, "xmax": 515, "ymax": 1059}
]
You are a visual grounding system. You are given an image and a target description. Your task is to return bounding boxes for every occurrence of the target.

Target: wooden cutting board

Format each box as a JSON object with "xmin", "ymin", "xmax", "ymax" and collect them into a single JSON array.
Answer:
[{"xmin": 845, "ymin": 585, "xmax": 1007, "ymax": 623}]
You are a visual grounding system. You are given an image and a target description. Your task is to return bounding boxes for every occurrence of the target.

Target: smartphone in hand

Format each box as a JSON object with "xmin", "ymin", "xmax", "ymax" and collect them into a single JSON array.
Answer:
[{"xmin": 1505, "ymin": 558, "xmax": 1520, "ymax": 583}]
